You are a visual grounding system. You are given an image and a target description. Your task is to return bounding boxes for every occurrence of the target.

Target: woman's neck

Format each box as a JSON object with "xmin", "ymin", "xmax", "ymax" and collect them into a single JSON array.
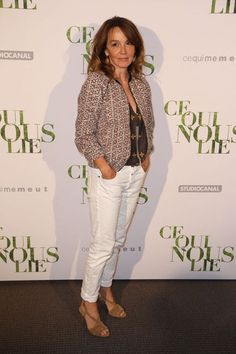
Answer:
[{"xmin": 113, "ymin": 69, "xmax": 129, "ymax": 84}]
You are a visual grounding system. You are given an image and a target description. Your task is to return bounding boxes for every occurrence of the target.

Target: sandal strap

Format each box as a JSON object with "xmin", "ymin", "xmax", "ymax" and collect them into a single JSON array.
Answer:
[
  {"xmin": 109, "ymin": 303, "xmax": 125, "ymax": 317},
  {"xmin": 81, "ymin": 301, "xmax": 99, "ymax": 323},
  {"xmin": 99, "ymin": 293, "xmax": 116, "ymax": 306},
  {"xmin": 99, "ymin": 293, "xmax": 126, "ymax": 318}
]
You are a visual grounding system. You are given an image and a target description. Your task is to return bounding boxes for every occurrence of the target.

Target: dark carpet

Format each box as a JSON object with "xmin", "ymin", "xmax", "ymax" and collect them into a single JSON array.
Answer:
[{"xmin": 0, "ymin": 280, "xmax": 236, "ymax": 354}]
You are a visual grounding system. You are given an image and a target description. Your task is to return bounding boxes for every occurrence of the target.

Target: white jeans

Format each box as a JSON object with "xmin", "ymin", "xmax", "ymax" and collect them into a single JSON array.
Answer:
[{"xmin": 81, "ymin": 165, "xmax": 146, "ymax": 302}]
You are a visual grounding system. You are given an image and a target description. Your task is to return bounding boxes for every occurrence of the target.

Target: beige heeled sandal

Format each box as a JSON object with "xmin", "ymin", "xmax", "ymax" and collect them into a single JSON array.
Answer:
[
  {"xmin": 99, "ymin": 293, "xmax": 127, "ymax": 318},
  {"xmin": 79, "ymin": 301, "xmax": 110, "ymax": 337}
]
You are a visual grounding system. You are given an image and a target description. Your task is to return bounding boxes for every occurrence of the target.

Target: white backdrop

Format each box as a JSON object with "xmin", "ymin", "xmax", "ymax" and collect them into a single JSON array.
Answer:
[{"xmin": 0, "ymin": 0, "xmax": 236, "ymax": 280}]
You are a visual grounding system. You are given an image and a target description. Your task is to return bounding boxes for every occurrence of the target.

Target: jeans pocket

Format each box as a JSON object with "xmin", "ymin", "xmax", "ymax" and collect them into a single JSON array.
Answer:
[{"xmin": 101, "ymin": 172, "xmax": 118, "ymax": 181}]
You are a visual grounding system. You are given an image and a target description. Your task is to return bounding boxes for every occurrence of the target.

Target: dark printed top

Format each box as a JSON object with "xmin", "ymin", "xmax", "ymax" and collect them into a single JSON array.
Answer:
[{"xmin": 125, "ymin": 105, "xmax": 147, "ymax": 166}]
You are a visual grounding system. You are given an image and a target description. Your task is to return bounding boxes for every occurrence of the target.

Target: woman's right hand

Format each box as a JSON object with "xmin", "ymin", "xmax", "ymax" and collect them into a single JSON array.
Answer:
[
  {"xmin": 94, "ymin": 156, "xmax": 116, "ymax": 179},
  {"xmin": 100, "ymin": 165, "xmax": 116, "ymax": 179}
]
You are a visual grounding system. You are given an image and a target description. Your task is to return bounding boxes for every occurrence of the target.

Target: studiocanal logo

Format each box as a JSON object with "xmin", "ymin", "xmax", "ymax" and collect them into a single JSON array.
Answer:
[
  {"xmin": 0, "ymin": 0, "xmax": 37, "ymax": 10},
  {"xmin": 164, "ymin": 100, "xmax": 236, "ymax": 154},
  {"xmin": 0, "ymin": 50, "xmax": 34, "ymax": 61},
  {"xmin": 0, "ymin": 110, "xmax": 55, "ymax": 153},
  {"xmin": 160, "ymin": 225, "xmax": 234, "ymax": 272},
  {"xmin": 179, "ymin": 185, "xmax": 222, "ymax": 193},
  {"xmin": 66, "ymin": 25, "xmax": 155, "ymax": 76},
  {"xmin": 0, "ymin": 227, "xmax": 59, "ymax": 273},
  {"xmin": 68, "ymin": 164, "xmax": 148, "ymax": 205},
  {"xmin": 210, "ymin": 0, "xmax": 236, "ymax": 14}
]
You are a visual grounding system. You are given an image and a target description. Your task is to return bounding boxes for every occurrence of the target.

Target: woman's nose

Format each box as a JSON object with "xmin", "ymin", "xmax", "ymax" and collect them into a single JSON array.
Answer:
[{"xmin": 120, "ymin": 45, "xmax": 127, "ymax": 54}]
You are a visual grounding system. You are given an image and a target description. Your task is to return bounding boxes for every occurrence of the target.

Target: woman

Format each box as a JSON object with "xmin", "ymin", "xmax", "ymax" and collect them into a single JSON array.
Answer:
[{"xmin": 75, "ymin": 16, "xmax": 154, "ymax": 337}]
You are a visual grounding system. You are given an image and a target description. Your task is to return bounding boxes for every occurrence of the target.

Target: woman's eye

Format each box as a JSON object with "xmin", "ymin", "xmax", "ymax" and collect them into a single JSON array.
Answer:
[{"xmin": 111, "ymin": 42, "xmax": 118, "ymax": 47}]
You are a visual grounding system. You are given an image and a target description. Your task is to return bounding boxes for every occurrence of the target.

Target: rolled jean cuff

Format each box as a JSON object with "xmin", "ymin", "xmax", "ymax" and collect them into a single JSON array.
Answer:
[
  {"xmin": 81, "ymin": 289, "xmax": 98, "ymax": 303},
  {"xmin": 100, "ymin": 280, "xmax": 113, "ymax": 288}
]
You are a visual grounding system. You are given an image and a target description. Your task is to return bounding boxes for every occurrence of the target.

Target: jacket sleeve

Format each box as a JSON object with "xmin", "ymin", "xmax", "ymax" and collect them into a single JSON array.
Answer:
[{"xmin": 75, "ymin": 72, "xmax": 106, "ymax": 163}]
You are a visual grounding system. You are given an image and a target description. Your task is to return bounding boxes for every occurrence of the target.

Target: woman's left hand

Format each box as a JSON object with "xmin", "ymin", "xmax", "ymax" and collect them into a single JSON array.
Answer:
[{"xmin": 141, "ymin": 155, "xmax": 150, "ymax": 172}]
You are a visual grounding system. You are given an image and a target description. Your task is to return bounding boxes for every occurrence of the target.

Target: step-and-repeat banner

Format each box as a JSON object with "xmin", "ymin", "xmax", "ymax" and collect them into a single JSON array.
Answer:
[{"xmin": 0, "ymin": 0, "xmax": 235, "ymax": 280}]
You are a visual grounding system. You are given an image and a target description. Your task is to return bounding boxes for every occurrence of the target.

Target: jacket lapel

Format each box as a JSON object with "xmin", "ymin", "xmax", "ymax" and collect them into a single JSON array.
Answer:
[{"xmin": 129, "ymin": 78, "xmax": 146, "ymax": 120}]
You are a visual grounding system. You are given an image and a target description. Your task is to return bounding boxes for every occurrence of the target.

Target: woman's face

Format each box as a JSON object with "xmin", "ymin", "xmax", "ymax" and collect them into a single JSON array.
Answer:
[{"xmin": 105, "ymin": 26, "xmax": 135, "ymax": 71}]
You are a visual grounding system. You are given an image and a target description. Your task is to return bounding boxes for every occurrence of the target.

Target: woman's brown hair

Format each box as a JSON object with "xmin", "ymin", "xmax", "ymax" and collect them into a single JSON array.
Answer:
[{"xmin": 88, "ymin": 16, "xmax": 145, "ymax": 78}]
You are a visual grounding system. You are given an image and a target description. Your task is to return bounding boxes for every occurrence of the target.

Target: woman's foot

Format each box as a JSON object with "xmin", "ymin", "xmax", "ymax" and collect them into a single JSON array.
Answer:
[
  {"xmin": 79, "ymin": 300, "xmax": 110, "ymax": 337},
  {"xmin": 99, "ymin": 286, "xmax": 126, "ymax": 318}
]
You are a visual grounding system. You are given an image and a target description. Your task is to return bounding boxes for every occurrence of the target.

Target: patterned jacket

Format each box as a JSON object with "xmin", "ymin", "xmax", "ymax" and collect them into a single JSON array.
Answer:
[{"xmin": 75, "ymin": 71, "xmax": 154, "ymax": 172}]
